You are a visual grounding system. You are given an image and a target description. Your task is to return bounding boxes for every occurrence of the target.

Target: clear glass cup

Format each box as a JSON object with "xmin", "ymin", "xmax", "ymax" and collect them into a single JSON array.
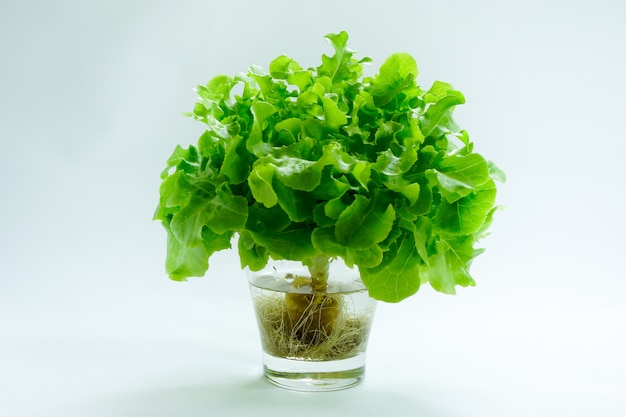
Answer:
[{"xmin": 248, "ymin": 259, "xmax": 377, "ymax": 391}]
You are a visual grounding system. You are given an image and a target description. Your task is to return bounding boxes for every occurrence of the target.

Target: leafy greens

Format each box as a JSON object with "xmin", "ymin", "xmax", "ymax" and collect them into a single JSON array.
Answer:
[{"xmin": 154, "ymin": 31, "xmax": 504, "ymax": 302}]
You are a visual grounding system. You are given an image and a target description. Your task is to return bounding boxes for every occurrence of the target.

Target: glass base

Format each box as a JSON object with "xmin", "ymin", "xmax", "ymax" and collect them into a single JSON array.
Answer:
[{"xmin": 262, "ymin": 352, "xmax": 366, "ymax": 392}]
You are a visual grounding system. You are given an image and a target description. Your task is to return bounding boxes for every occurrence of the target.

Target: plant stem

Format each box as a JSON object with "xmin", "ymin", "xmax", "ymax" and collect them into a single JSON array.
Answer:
[{"xmin": 308, "ymin": 255, "xmax": 330, "ymax": 293}]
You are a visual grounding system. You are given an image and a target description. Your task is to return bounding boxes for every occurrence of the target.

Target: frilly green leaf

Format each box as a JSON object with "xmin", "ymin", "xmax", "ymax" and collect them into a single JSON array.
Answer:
[{"xmin": 155, "ymin": 31, "xmax": 503, "ymax": 303}]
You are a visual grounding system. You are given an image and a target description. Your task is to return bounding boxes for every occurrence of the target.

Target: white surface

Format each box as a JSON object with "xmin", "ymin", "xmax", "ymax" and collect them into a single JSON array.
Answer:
[{"xmin": 1, "ymin": 1, "xmax": 625, "ymax": 416}]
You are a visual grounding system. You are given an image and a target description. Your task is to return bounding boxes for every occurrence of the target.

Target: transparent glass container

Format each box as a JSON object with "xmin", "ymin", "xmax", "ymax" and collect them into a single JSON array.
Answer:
[{"xmin": 248, "ymin": 258, "xmax": 377, "ymax": 392}]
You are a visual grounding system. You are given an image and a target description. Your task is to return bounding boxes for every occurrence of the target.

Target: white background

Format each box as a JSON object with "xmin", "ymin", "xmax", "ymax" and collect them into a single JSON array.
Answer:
[{"xmin": 1, "ymin": 0, "xmax": 625, "ymax": 416}]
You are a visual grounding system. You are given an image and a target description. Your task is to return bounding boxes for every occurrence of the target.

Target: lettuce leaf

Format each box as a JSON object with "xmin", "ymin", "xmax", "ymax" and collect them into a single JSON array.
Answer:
[{"xmin": 154, "ymin": 31, "xmax": 503, "ymax": 302}]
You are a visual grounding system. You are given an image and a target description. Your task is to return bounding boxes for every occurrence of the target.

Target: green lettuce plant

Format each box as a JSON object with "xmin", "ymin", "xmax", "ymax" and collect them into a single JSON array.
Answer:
[{"xmin": 154, "ymin": 31, "xmax": 504, "ymax": 303}]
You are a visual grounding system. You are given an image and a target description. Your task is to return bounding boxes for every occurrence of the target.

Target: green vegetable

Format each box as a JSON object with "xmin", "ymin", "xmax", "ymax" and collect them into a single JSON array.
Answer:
[{"xmin": 154, "ymin": 31, "xmax": 504, "ymax": 302}]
